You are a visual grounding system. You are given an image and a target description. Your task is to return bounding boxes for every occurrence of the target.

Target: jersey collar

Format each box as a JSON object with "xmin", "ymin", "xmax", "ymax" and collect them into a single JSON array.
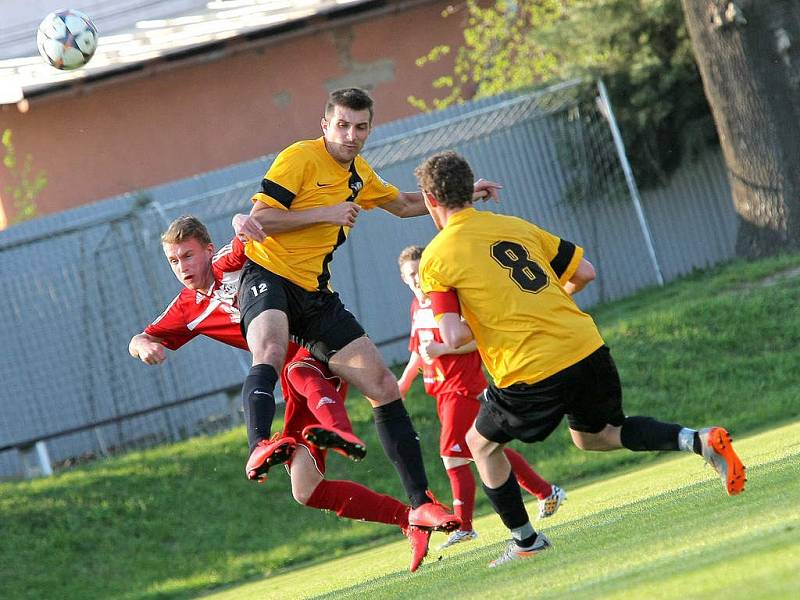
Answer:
[
  {"xmin": 194, "ymin": 279, "xmax": 218, "ymax": 303},
  {"xmin": 445, "ymin": 207, "xmax": 478, "ymax": 228},
  {"xmin": 317, "ymin": 136, "xmax": 355, "ymax": 173}
]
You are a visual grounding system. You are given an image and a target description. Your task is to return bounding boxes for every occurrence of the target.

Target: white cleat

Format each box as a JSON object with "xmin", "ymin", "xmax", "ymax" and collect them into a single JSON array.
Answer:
[
  {"xmin": 538, "ymin": 484, "xmax": 566, "ymax": 519},
  {"xmin": 438, "ymin": 529, "xmax": 478, "ymax": 550},
  {"xmin": 488, "ymin": 533, "xmax": 551, "ymax": 568}
]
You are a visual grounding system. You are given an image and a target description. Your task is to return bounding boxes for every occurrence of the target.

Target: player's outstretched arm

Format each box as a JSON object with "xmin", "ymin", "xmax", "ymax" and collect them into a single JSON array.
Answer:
[
  {"xmin": 380, "ymin": 191, "xmax": 428, "ymax": 218},
  {"xmin": 564, "ymin": 258, "xmax": 596, "ymax": 296},
  {"xmin": 129, "ymin": 332, "xmax": 167, "ymax": 365},
  {"xmin": 382, "ymin": 178, "xmax": 503, "ymax": 218}
]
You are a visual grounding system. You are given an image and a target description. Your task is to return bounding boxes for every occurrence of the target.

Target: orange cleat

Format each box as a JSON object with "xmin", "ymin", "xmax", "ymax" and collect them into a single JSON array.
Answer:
[
  {"xmin": 245, "ymin": 434, "xmax": 296, "ymax": 482},
  {"xmin": 698, "ymin": 427, "xmax": 746, "ymax": 496}
]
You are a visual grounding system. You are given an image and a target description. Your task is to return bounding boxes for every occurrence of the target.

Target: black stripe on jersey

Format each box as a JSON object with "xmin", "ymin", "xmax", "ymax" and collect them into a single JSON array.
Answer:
[
  {"xmin": 317, "ymin": 162, "xmax": 364, "ymax": 290},
  {"xmin": 550, "ymin": 239, "xmax": 577, "ymax": 278},
  {"xmin": 261, "ymin": 179, "xmax": 295, "ymax": 209}
]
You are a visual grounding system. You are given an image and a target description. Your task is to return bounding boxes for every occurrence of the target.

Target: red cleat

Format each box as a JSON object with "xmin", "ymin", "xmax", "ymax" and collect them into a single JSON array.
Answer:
[
  {"xmin": 408, "ymin": 492, "xmax": 461, "ymax": 532},
  {"xmin": 302, "ymin": 424, "xmax": 367, "ymax": 461},
  {"xmin": 245, "ymin": 434, "xmax": 296, "ymax": 482},
  {"xmin": 402, "ymin": 525, "xmax": 431, "ymax": 572}
]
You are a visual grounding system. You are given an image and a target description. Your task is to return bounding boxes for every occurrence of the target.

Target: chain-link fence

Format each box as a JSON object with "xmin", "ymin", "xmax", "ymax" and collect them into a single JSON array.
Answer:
[
  {"xmin": 0, "ymin": 81, "xmax": 737, "ymax": 478},
  {"xmin": 0, "ymin": 190, "xmax": 254, "ymax": 477}
]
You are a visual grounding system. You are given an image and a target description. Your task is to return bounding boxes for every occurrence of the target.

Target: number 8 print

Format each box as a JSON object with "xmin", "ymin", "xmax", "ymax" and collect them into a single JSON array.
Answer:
[{"xmin": 490, "ymin": 241, "xmax": 549, "ymax": 293}]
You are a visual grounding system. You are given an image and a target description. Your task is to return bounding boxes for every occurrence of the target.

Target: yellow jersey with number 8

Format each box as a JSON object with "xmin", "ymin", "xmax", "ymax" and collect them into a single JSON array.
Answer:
[{"xmin": 419, "ymin": 208, "xmax": 604, "ymax": 388}]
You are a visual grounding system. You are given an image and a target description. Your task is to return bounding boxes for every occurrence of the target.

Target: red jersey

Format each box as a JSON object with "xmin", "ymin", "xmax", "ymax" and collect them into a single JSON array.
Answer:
[
  {"xmin": 409, "ymin": 296, "xmax": 486, "ymax": 398},
  {"xmin": 145, "ymin": 236, "xmax": 248, "ymax": 351}
]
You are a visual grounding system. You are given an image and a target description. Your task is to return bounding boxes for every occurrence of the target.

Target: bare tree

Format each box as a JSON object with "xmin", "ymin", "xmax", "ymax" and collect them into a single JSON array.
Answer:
[{"xmin": 681, "ymin": 0, "xmax": 800, "ymax": 258}]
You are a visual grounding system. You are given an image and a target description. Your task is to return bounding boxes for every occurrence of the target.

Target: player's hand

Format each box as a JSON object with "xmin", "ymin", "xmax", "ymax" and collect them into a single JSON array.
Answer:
[
  {"xmin": 232, "ymin": 213, "xmax": 266, "ymax": 242},
  {"xmin": 419, "ymin": 341, "xmax": 445, "ymax": 363},
  {"xmin": 322, "ymin": 202, "xmax": 361, "ymax": 227},
  {"xmin": 473, "ymin": 178, "xmax": 502, "ymax": 202},
  {"xmin": 137, "ymin": 340, "xmax": 166, "ymax": 365}
]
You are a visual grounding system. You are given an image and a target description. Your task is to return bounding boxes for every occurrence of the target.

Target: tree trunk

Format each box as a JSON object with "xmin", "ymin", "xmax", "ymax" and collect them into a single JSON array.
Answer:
[{"xmin": 681, "ymin": 0, "xmax": 800, "ymax": 258}]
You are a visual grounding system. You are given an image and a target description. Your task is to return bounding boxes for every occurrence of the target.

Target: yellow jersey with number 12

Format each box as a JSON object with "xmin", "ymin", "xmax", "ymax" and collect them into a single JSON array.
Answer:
[
  {"xmin": 419, "ymin": 208, "xmax": 604, "ymax": 388},
  {"xmin": 245, "ymin": 137, "xmax": 399, "ymax": 292}
]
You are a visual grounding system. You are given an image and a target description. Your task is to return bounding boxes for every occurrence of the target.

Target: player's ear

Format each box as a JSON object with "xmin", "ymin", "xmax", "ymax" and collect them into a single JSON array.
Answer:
[
  {"xmin": 321, "ymin": 116, "xmax": 328, "ymax": 133},
  {"xmin": 421, "ymin": 189, "xmax": 436, "ymax": 207}
]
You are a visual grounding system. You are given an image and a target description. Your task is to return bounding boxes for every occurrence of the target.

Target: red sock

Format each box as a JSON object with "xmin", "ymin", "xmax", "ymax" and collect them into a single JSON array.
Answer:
[
  {"xmin": 446, "ymin": 464, "xmax": 476, "ymax": 531},
  {"xmin": 305, "ymin": 480, "xmax": 409, "ymax": 528},
  {"xmin": 288, "ymin": 368, "xmax": 355, "ymax": 434},
  {"xmin": 504, "ymin": 448, "xmax": 552, "ymax": 499}
]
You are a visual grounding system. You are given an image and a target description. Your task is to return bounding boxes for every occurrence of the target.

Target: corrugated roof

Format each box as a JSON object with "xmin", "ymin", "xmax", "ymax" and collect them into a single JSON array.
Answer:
[{"xmin": 0, "ymin": 0, "xmax": 373, "ymax": 105}]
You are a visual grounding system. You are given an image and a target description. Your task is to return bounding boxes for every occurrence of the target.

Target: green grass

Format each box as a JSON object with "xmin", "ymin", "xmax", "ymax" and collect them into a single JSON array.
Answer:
[
  {"xmin": 1, "ymin": 253, "xmax": 798, "ymax": 600},
  {"xmin": 203, "ymin": 420, "xmax": 800, "ymax": 599}
]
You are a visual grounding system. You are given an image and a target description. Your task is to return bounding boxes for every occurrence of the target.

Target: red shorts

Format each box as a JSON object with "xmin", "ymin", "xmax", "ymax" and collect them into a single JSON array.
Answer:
[
  {"xmin": 436, "ymin": 392, "xmax": 481, "ymax": 458},
  {"xmin": 281, "ymin": 390, "xmax": 328, "ymax": 475}
]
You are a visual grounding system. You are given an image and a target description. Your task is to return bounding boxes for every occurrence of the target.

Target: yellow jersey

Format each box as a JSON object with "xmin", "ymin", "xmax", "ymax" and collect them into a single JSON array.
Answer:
[
  {"xmin": 245, "ymin": 137, "xmax": 399, "ymax": 291},
  {"xmin": 419, "ymin": 208, "xmax": 604, "ymax": 388}
]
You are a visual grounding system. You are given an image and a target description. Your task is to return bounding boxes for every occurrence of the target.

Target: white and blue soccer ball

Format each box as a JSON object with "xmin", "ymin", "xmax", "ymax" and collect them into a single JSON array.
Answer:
[{"xmin": 37, "ymin": 9, "xmax": 98, "ymax": 71}]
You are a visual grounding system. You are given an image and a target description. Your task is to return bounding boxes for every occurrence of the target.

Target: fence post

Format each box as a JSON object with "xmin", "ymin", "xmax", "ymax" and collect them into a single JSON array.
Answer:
[
  {"xmin": 597, "ymin": 79, "xmax": 664, "ymax": 286},
  {"xmin": 19, "ymin": 441, "xmax": 53, "ymax": 478}
]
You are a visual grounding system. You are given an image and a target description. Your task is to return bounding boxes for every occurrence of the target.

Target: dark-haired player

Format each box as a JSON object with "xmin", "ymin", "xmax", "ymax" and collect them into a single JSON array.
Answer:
[
  {"xmin": 236, "ymin": 87, "xmax": 500, "ymax": 532},
  {"xmin": 414, "ymin": 150, "xmax": 746, "ymax": 567},
  {"xmin": 396, "ymin": 245, "xmax": 566, "ymax": 550}
]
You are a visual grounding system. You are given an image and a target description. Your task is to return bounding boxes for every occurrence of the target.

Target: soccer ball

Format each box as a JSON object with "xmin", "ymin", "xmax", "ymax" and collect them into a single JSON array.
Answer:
[{"xmin": 37, "ymin": 10, "xmax": 98, "ymax": 71}]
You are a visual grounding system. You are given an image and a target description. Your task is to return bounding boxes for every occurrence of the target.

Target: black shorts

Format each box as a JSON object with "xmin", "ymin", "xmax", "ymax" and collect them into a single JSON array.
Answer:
[
  {"xmin": 474, "ymin": 345, "xmax": 625, "ymax": 444},
  {"xmin": 238, "ymin": 260, "xmax": 365, "ymax": 361}
]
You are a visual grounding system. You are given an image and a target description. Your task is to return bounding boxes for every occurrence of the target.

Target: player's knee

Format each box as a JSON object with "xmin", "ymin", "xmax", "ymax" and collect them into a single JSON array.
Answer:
[
  {"xmin": 250, "ymin": 343, "xmax": 284, "ymax": 371},
  {"xmin": 292, "ymin": 482, "xmax": 316, "ymax": 505},
  {"xmin": 379, "ymin": 368, "xmax": 401, "ymax": 398},
  {"xmin": 465, "ymin": 427, "xmax": 487, "ymax": 458},
  {"xmin": 442, "ymin": 456, "xmax": 470, "ymax": 470},
  {"xmin": 571, "ymin": 433, "xmax": 591, "ymax": 450},
  {"xmin": 571, "ymin": 428, "xmax": 614, "ymax": 451},
  {"xmin": 365, "ymin": 368, "xmax": 401, "ymax": 404},
  {"xmin": 247, "ymin": 328, "xmax": 287, "ymax": 366}
]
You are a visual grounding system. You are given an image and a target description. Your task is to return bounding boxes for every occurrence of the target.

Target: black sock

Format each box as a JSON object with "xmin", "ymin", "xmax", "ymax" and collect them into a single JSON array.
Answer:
[
  {"xmin": 242, "ymin": 364, "xmax": 278, "ymax": 452},
  {"xmin": 373, "ymin": 399, "xmax": 429, "ymax": 508},
  {"xmin": 620, "ymin": 416, "xmax": 682, "ymax": 451},
  {"xmin": 693, "ymin": 432, "xmax": 702, "ymax": 455},
  {"xmin": 482, "ymin": 471, "xmax": 532, "ymax": 532}
]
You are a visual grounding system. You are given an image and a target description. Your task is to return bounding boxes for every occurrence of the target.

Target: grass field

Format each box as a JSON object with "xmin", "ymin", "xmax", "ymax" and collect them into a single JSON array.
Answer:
[
  {"xmin": 1, "ymin": 254, "xmax": 799, "ymax": 600},
  {"xmin": 204, "ymin": 420, "xmax": 800, "ymax": 600}
]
